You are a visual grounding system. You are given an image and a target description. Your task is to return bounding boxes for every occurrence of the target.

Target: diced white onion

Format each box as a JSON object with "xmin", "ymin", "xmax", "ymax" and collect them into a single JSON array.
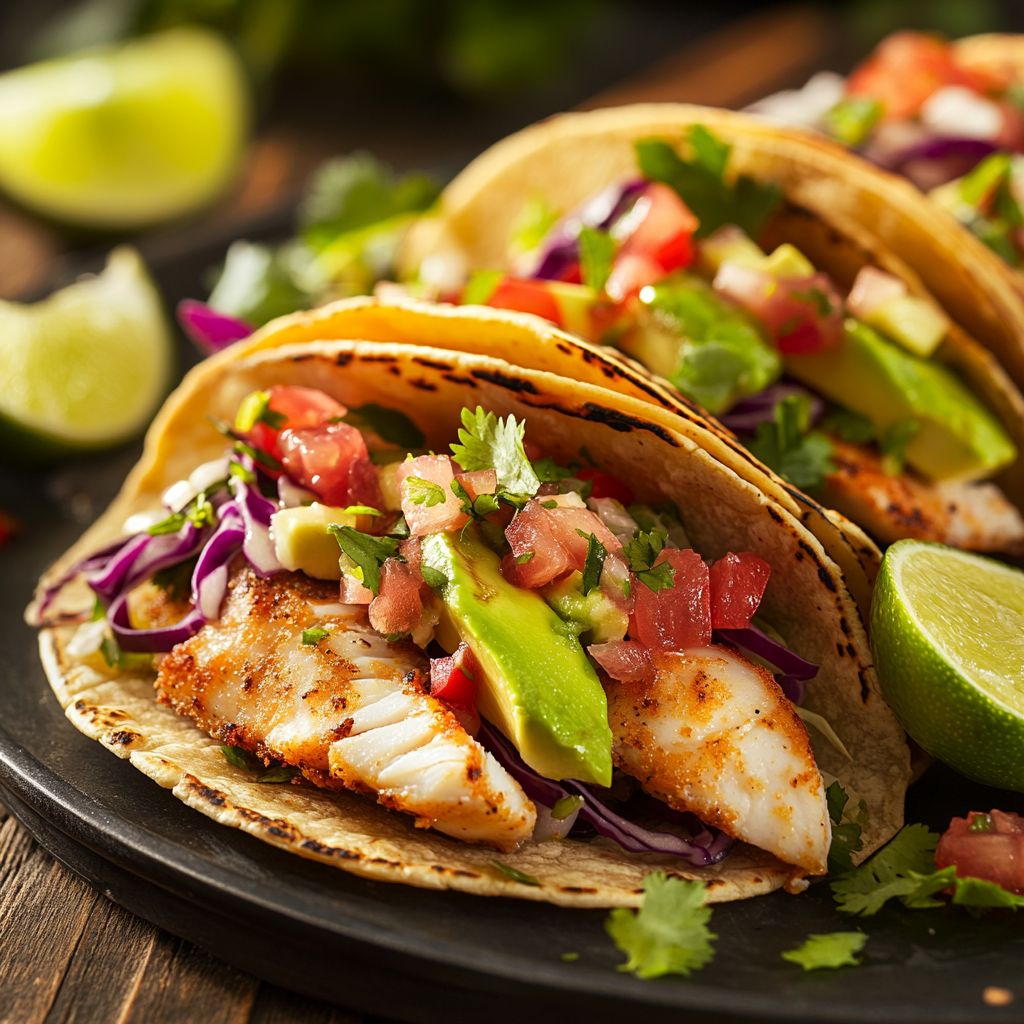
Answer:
[
  {"xmin": 123, "ymin": 509, "xmax": 166, "ymax": 534},
  {"xmin": 921, "ymin": 86, "xmax": 1003, "ymax": 141},
  {"xmin": 161, "ymin": 479, "xmax": 195, "ymax": 512},
  {"xmin": 533, "ymin": 801, "xmax": 581, "ymax": 841},
  {"xmin": 66, "ymin": 618, "xmax": 107, "ymax": 658},
  {"xmin": 189, "ymin": 457, "xmax": 230, "ymax": 493}
]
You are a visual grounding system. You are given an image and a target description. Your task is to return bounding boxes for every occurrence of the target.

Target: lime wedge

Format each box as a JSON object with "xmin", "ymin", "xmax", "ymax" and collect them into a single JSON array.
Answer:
[
  {"xmin": 0, "ymin": 27, "xmax": 249, "ymax": 228},
  {"xmin": 0, "ymin": 246, "xmax": 173, "ymax": 462},
  {"xmin": 872, "ymin": 539, "xmax": 1024, "ymax": 791}
]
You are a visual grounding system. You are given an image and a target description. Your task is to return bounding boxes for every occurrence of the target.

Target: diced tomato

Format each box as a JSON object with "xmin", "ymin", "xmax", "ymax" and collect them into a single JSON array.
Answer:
[
  {"xmin": 605, "ymin": 252, "xmax": 666, "ymax": 303},
  {"xmin": 279, "ymin": 422, "xmax": 384, "ymax": 509},
  {"xmin": 340, "ymin": 572, "xmax": 373, "ymax": 604},
  {"xmin": 617, "ymin": 183, "xmax": 698, "ymax": 273},
  {"xmin": 267, "ymin": 385, "xmax": 346, "ymax": 430},
  {"xmin": 847, "ymin": 31, "xmax": 992, "ymax": 121},
  {"xmin": 485, "ymin": 277, "xmax": 563, "ymax": 324},
  {"xmin": 242, "ymin": 385, "xmax": 346, "ymax": 466},
  {"xmin": 709, "ymin": 552, "xmax": 771, "ymax": 629},
  {"xmin": 632, "ymin": 548, "xmax": 711, "ymax": 649},
  {"xmin": 456, "ymin": 469, "xmax": 497, "ymax": 501},
  {"xmin": 935, "ymin": 810, "xmax": 1024, "ymax": 895},
  {"xmin": 575, "ymin": 468, "xmax": 634, "ymax": 505},
  {"xmin": 588, "ymin": 640, "xmax": 654, "ymax": 684},
  {"xmin": 396, "ymin": 454, "xmax": 469, "ymax": 536},
  {"xmin": 369, "ymin": 559, "xmax": 424, "ymax": 636},
  {"xmin": 558, "ymin": 262, "xmax": 583, "ymax": 285},
  {"xmin": 430, "ymin": 642, "xmax": 479, "ymax": 707},
  {"xmin": 502, "ymin": 498, "xmax": 621, "ymax": 589},
  {"xmin": 846, "ymin": 265, "xmax": 906, "ymax": 319},
  {"xmin": 714, "ymin": 263, "xmax": 843, "ymax": 355}
]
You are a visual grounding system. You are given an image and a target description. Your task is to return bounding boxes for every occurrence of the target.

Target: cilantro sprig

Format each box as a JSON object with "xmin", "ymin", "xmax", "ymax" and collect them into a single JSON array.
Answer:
[
  {"xmin": 451, "ymin": 479, "xmax": 501, "ymax": 527},
  {"xmin": 782, "ymin": 932, "xmax": 867, "ymax": 971},
  {"xmin": 635, "ymin": 126, "xmax": 781, "ymax": 240},
  {"xmin": 341, "ymin": 403, "xmax": 425, "ymax": 449},
  {"xmin": 830, "ymin": 823, "xmax": 1024, "ymax": 919},
  {"xmin": 578, "ymin": 226, "xmax": 616, "ymax": 293},
  {"xmin": 621, "ymin": 530, "xmax": 675, "ymax": 593},
  {"xmin": 450, "ymin": 407, "xmax": 540, "ymax": 500},
  {"xmin": 405, "ymin": 476, "xmax": 447, "ymax": 508},
  {"xmin": 328, "ymin": 524, "xmax": 402, "ymax": 597},
  {"xmin": 606, "ymin": 873, "xmax": 716, "ymax": 978},
  {"xmin": 746, "ymin": 394, "xmax": 836, "ymax": 491}
]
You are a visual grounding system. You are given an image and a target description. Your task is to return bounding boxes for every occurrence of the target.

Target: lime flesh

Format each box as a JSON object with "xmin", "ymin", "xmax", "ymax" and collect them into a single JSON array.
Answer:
[
  {"xmin": 0, "ymin": 246, "xmax": 172, "ymax": 463},
  {"xmin": 872, "ymin": 539, "xmax": 1024, "ymax": 791},
  {"xmin": 0, "ymin": 27, "xmax": 249, "ymax": 228}
]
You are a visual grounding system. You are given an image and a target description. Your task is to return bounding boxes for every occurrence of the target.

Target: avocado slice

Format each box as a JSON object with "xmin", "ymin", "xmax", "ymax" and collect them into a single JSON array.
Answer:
[
  {"xmin": 421, "ymin": 527, "xmax": 613, "ymax": 786},
  {"xmin": 786, "ymin": 319, "xmax": 1016, "ymax": 482},
  {"xmin": 543, "ymin": 571, "xmax": 629, "ymax": 645}
]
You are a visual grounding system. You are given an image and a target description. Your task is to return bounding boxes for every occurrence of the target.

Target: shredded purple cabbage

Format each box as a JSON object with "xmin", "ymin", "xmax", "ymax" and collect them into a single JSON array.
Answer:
[
  {"xmin": 478, "ymin": 721, "xmax": 734, "ymax": 866},
  {"xmin": 230, "ymin": 464, "xmax": 283, "ymax": 576},
  {"xmin": 719, "ymin": 381, "xmax": 823, "ymax": 434},
  {"xmin": 177, "ymin": 299, "xmax": 252, "ymax": 356},
  {"xmin": 715, "ymin": 624, "xmax": 819, "ymax": 704},
  {"xmin": 875, "ymin": 137, "xmax": 998, "ymax": 190},
  {"xmin": 531, "ymin": 179, "xmax": 647, "ymax": 282}
]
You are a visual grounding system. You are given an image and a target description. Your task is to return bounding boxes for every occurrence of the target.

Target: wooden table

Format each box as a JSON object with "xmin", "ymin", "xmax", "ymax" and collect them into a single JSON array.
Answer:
[{"xmin": 0, "ymin": 7, "xmax": 837, "ymax": 1021}]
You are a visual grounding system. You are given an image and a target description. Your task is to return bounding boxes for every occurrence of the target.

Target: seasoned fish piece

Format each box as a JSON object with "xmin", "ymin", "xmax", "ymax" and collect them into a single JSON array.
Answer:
[
  {"xmin": 823, "ymin": 438, "xmax": 1024, "ymax": 554},
  {"xmin": 604, "ymin": 645, "xmax": 830, "ymax": 875},
  {"xmin": 157, "ymin": 569, "xmax": 535, "ymax": 850}
]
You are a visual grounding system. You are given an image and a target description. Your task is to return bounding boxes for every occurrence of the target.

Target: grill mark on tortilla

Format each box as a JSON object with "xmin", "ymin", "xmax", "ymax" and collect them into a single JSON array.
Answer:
[
  {"xmin": 410, "ymin": 378, "xmax": 438, "ymax": 391},
  {"xmin": 414, "ymin": 357, "xmax": 455, "ymax": 371},
  {"xmin": 471, "ymin": 369, "xmax": 539, "ymax": 393},
  {"xmin": 442, "ymin": 374, "xmax": 477, "ymax": 386},
  {"xmin": 290, "ymin": 354, "xmax": 315, "ymax": 362},
  {"xmin": 359, "ymin": 354, "xmax": 399, "ymax": 363},
  {"xmin": 335, "ymin": 352, "xmax": 353, "ymax": 367}
]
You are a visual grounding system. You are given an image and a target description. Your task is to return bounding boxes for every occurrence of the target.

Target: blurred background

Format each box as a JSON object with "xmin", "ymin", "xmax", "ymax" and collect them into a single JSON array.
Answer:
[{"xmin": 4, "ymin": 0, "xmax": 1024, "ymax": 305}]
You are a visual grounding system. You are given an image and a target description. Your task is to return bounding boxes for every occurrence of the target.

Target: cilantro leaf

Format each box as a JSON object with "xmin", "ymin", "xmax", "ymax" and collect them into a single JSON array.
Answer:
[
  {"xmin": 880, "ymin": 419, "xmax": 920, "ymax": 477},
  {"xmin": 510, "ymin": 193, "xmax": 561, "ymax": 256},
  {"xmin": 832, "ymin": 823, "xmax": 940, "ymax": 916},
  {"xmin": 825, "ymin": 781, "xmax": 849, "ymax": 825},
  {"xmin": 342, "ymin": 403, "xmax": 425, "ymax": 449},
  {"xmin": 420, "ymin": 565, "xmax": 448, "ymax": 589},
  {"xmin": 450, "ymin": 407, "xmax": 541, "ymax": 496},
  {"xmin": 328, "ymin": 525, "xmax": 402, "ymax": 597},
  {"xmin": 405, "ymin": 476, "xmax": 447, "ymax": 508},
  {"xmin": 516, "ymin": 552, "xmax": 535, "ymax": 564},
  {"xmin": 451, "ymin": 479, "xmax": 501, "ymax": 528},
  {"xmin": 829, "ymin": 824, "xmax": 865, "ymax": 875},
  {"xmin": 782, "ymin": 932, "xmax": 866, "ymax": 971},
  {"xmin": 220, "ymin": 745, "xmax": 301, "ymax": 784},
  {"xmin": 301, "ymin": 627, "xmax": 330, "ymax": 645},
  {"xmin": 579, "ymin": 531, "xmax": 608, "ymax": 596},
  {"xmin": 532, "ymin": 457, "xmax": 578, "ymax": 482},
  {"xmin": 949, "ymin": 874, "xmax": 1024, "ymax": 916},
  {"xmin": 746, "ymin": 394, "xmax": 836, "ymax": 491},
  {"xmin": 635, "ymin": 129, "xmax": 781, "ymax": 239},
  {"xmin": 492, "ymin": 861, "xmax": 541, "ymax": 886},
  {"xmin": 621, "ymin": 530, "xmax": 675, "ymax": 593},
  {"xmin": 606, "ymin": 873, "xmax": 716, "ymax": 979},
  {"xmin": 820, "ymin": 407, "xmax": 876, "ymax": 444},
  {"xmin": 235, "ymin": 390, "xmax": 286, "ymax": 433},
  {"xmin": 578, "ymin": 226, "xmax": 616, "ymax": 292}
]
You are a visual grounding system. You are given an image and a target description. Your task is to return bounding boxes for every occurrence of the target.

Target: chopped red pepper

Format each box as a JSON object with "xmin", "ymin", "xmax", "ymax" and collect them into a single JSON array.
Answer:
[{"xmin": 430, "ymin": 642, "xmax": 479, "ymax": 709}]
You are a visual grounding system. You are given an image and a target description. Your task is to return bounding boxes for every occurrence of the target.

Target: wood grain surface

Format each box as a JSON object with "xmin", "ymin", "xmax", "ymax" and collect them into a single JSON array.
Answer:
[
  {"xmin": 0, "ymin": 6, "xmax": 839, "ymax": 1021},
  {"xmin": 0, "ymin": 801, "xmax": 373, "ymax": 1024}
]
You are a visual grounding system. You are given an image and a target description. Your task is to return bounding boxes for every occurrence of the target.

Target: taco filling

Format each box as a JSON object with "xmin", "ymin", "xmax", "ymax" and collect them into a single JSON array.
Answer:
[
  {"xmin": 53, "ymin": 384, "xmax": 833, "ymax": 876},
  {"xmin": 440, "ymin": 126, "xmax": 1023, "ymax": 553}
]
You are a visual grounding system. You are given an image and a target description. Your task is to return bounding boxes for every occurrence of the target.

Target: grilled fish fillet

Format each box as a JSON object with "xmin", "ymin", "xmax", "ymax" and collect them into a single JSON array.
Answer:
[
  {"xmin": 604, "ymin": 645, "xmax": 830, "ymax": 875},
  {"xmin": 156, "ymin": 569, "xmax": 535, "ymax": 850},
  {"xmin": 824, "ymin": 438, "xmax": 1024, "ymax": 554}
]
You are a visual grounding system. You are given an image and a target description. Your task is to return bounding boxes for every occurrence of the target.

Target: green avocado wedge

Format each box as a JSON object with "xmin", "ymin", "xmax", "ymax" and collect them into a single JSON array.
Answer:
[
  {"xmin": 422, "ymin": 527, "xmax": 613, "ymax": 786},
  {"xmin": 785, "ymin": 319, "xmax": 1015, "ymax": 482}
]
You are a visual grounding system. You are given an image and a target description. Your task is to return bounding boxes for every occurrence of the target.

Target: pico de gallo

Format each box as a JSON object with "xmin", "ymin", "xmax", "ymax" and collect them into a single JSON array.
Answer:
[
  {"xmin": 442, "ymin": 124, "xmax": 1022, "ymax": 555},
  {"xmin": 749, "ymin": 31, "xmax": 1024, "ymax": 268}
]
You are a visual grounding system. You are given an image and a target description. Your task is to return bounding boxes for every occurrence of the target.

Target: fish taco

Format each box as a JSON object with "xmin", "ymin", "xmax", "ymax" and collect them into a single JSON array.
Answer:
[
  {"xmin": 398, "ymin": 103, "xmax": 1024, "ymax": 562},
  {"xmin": 30, "ymin": 305, "xmax": 908, "ymax": 906}
]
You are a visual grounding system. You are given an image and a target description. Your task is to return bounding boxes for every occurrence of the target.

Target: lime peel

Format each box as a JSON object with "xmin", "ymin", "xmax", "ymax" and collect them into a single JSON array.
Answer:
[
  {"xmin": 872, "ymin": 539, "xmax": 1024, "ymax": 791},
  {"xmin": 0, "ymin": 246, "xmax": 172, "ymax": 459}
]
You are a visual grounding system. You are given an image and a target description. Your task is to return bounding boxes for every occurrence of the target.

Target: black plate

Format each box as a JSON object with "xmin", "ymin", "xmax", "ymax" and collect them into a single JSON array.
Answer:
[{"xmin": 3, "ymin": 225, "xmax": 1024, "ymax": 1024}]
